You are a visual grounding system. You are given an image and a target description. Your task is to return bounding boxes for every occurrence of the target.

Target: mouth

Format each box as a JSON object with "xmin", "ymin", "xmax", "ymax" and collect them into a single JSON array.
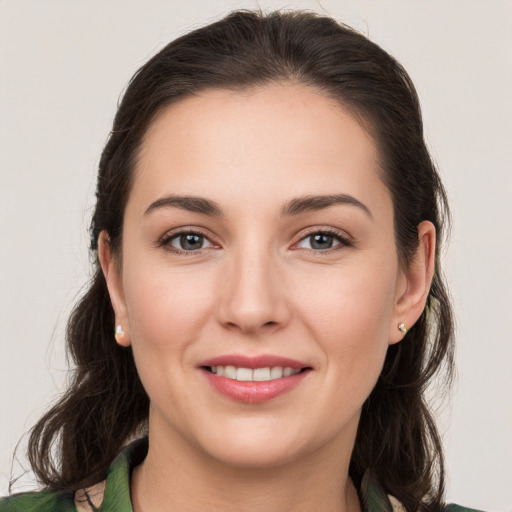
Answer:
[
  {"xmin": 199, "ymin": 355, "xmax": 313, "ymax": 403},
  {"xmin": 203, "ymin": 365, "xmax": 309, "ymax": 381}
]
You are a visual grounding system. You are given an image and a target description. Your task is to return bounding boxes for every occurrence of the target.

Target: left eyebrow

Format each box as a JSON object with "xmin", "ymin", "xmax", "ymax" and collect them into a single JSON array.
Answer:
[{"xmin": 281, "ymin": 194, "xmax": 373, "ymax": 219}]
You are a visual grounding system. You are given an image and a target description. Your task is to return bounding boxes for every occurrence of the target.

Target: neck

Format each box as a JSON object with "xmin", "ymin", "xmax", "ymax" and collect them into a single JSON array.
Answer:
[{"xmin": 131, "ymin": 418, "xmax": 361, "ymax": 512}]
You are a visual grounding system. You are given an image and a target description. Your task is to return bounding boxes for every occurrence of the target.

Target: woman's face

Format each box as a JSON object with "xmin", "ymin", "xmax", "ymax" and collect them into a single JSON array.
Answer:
[{"xmin": 102, "ymin": 84, "xmax": 431, "ymax": 468}]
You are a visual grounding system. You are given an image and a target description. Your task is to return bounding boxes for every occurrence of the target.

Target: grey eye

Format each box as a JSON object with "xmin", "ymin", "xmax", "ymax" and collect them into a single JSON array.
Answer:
[
  {"xmin": 297, "ymin": 233, "xmax": 342, "ymax": 251},
  {"xmin": 170, "ymin": 233, "xmax": 213, "ymax": 251}
]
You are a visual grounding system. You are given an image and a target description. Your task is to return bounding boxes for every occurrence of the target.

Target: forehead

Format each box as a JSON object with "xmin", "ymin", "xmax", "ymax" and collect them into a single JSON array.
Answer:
[{"xmin": 129, "ymin": 84, "xmax": 390, "ymax": 218}]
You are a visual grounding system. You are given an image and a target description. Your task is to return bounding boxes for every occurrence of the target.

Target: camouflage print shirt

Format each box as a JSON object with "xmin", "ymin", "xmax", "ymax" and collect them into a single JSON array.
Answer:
[{"xmin": 0, "ymin": 438, "xmax": 483, "ymax": 512}]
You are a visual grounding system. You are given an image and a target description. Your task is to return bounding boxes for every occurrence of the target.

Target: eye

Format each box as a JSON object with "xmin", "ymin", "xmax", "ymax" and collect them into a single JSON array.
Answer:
[
  {"xmin": 164, "ymin": 231, "xmax": 215, "ymax": 253},
  {"xmin": 295, "ymin": 230, "xmax": 351, "ymax": 252}
]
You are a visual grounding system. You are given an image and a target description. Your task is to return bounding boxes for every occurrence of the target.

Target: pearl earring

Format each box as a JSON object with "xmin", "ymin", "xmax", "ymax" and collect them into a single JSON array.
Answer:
[
  {"xmin": 115, "ymin": 324, "xmax": 126, "ymax": 344},
  {"xmin": 398, "ymin": 322, "xmax": 408, "ymax": 335}
]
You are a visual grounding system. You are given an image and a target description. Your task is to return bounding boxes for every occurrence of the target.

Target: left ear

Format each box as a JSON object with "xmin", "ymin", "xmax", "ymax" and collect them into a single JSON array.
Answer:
[{"xmin": 389, "ymin": 220, "xmax": 436, "ymax": 345}]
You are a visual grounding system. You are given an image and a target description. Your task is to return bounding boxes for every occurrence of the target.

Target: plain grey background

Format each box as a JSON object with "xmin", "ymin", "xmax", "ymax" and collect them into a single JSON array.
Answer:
[{"xmin": 1, "ymin": 1, "xmax": 511, "ymax": 510}]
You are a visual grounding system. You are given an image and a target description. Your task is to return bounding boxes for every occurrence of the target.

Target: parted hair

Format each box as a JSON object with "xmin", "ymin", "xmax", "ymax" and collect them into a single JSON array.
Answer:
[{"xmin": 25, "ymin": 9, "xmax": 454, "ymax": 511}]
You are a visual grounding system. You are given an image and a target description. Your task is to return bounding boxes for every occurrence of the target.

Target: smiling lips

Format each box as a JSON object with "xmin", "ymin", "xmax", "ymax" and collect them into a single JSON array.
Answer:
[{"xmin": 199, "ymin": 355, "xmax": 312, "ymax": 403}]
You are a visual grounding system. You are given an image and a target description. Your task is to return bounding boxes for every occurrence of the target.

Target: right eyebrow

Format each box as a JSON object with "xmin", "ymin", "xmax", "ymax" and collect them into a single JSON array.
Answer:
[
  {"xmin": 281, "ymin": 193, "xmax": 373, "ymax": 219},
  {"xmin": 144, "ymin": 195, "xmax": 224, "ymax": 217}
]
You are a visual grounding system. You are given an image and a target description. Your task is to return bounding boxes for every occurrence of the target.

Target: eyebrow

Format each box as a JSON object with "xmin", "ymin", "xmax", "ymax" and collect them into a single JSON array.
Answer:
[
  {"xmin": 280, "ymin": 194, "xmax": 372, "ymax": 218},
  {"xmin": 144, "ymin": 193, "xmax": 372, "ymax": 219},
  {"xmin": 144, "ymin": 195, "xmax": 224, "ymax": 216}
]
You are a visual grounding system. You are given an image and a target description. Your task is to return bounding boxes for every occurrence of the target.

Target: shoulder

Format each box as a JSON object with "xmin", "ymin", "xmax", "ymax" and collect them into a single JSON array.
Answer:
[
  {"xmin": 0, "ymin": 437, "xmax": 148, "ymax": 512},
  {"xmin": 0, "ymin": 489, "xmax": 75, "ymax": 512},
  {"xmin": 388, "ymin": 495, "xmax": 485, "ymax": 512},
  {"xmin": 444, "ymin": 505, "xmax": 486, "ymax": 512},
  {"xmin": 0, "ymin": 480, "xmax": 107, "ymax": 512},
  {"xmin": 364, "ymin": 475, "xmax": 486, "ymax": 512},
  {"xmin": 388, "ymin": 495, "xmax": 486, "ymax": 512}
]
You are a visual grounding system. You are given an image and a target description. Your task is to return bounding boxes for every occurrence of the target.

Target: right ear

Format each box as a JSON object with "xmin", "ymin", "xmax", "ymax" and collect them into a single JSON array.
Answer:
[{"xmin": 98, "ymin": 231, "xmax": 130, "ymax": 347}]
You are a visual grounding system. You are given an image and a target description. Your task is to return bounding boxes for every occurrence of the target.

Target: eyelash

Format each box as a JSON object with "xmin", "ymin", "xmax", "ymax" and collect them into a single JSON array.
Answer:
[
  {"xmin": 295, "ymin": 228, "xmax": 353, "ymax": 255},
  {"xmin": 158, "ymin": 227, "xmax": 353, "ymax": 256},
  {"xmin": 158, "ymin": 228, "xmax": 216, "ymax": 256}
]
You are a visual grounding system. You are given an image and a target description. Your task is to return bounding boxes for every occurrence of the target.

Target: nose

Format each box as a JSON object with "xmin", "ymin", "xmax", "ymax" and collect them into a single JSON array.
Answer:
[{"xmin": 216, "ymin": 245, "xmax": 291, "ymax": 335}]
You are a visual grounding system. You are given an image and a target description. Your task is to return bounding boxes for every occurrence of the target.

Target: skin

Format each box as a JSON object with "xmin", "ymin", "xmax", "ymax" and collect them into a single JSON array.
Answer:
[{"xmin": 99, "ymin": 84, "xmax": 435, "ymax": 512}]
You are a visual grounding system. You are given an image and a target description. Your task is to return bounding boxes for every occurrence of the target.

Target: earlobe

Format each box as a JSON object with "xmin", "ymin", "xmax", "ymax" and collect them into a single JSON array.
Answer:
[
  {"xmin": 389, "ymin": 221, "xmax": 436, "ymax": 345},
  {"xmin": 114, "ymin": 324, "xmax": 128, "ymax": 346},
  {"xmin": 98, "ymin": 231, "xmax": 131, "ymax": 347}
]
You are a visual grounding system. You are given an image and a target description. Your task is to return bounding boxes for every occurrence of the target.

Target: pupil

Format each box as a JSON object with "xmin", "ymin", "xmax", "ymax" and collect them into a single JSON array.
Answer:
[
  {"xmin": 181, "ymin": 234, "xmax": 203, "ymax": 250},
  {"xmin": 311, "ymin": 234, "xmax": 333, "ymax": 249}
]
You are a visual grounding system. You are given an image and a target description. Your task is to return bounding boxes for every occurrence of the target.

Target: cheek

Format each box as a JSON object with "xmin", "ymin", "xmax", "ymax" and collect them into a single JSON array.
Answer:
[
  {"xmin": 121, "ymin": 261, "xmax": 220, "ymax": 414},
  {"xmin": 297, "ymin": 258, "xmax": 396, "ymax": 330},
  {"xmin": 292, "ymin": 260, "xmax": 398, "ymax": 375},
  {"xmin": 122, "ymin": 259, "xmax": 216, "ymax": 360}
]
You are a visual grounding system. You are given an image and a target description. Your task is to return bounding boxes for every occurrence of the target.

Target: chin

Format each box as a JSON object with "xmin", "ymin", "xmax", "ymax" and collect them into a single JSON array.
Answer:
[
  {"xmin": 192, "ymin": 416, "xmax": 342, "ymax": 471},
  {"xmin": 205, "ymin": 438, "xmax": 307, "ymax": 470}
]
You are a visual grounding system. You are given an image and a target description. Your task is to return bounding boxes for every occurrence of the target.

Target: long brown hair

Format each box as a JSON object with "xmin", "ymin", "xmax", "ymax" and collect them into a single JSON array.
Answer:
[{"xmin": 25, "ymin": 10, "xmax": 454, "ymax": 511}]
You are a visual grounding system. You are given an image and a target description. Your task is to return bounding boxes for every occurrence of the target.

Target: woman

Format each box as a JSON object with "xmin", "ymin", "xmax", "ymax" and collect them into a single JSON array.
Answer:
[{"xmin": 0, "ymin": 9, "xmax": 483, "ymax": 512}]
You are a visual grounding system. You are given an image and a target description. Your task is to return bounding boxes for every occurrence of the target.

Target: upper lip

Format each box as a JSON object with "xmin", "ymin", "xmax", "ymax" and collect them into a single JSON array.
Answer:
[{"xmin": 199, "ymin": 354, "xmax": 311, "ymax": 370}]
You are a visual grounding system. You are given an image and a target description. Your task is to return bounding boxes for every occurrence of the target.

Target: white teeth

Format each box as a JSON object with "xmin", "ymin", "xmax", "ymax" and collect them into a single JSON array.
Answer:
[
  {"xmin": 283, "ymin": 367, "xmax": 293, "ymax": 377},
  {"xmin": 270, "ymin": 367, "xmax": 283, "ymax": 379},
  {"xmin": 224, "ymin": 365, "xmax": 237, "ymax": 379},
  {"xmin": 236, "ymin": 368, "xmax": 253, "ymax": 381},
  {"xmin": 210, "ymin": 365, "xmax": 301, "ymax": 381},
  {"xmin": 253, "ymin": 367, "xmax": 271, "ymax": 381}
]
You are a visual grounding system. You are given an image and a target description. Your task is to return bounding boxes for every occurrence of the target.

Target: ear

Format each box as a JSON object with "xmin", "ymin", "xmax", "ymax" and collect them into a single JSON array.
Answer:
[
  {"xmin": 98, "ymin": 230, "xmax": 130, "ymax": 347},
  {"xmin": 389, "ymin": 220, "xmax": 436, "ymax": 345}
]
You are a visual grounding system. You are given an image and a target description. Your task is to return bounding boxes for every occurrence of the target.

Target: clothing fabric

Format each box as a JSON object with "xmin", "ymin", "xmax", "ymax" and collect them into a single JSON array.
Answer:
[{"xmin": 0, "ymin": 438, "xmax": 483, "ymax": 511}]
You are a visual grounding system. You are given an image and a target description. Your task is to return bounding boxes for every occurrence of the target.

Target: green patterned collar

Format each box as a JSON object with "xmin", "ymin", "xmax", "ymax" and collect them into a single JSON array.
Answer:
[
  {"xmin": 75, "ymin": 437, "xmax": 398, "ymax": 512},
  {"xmin": 1, "ymin": 437, "xmax": 481, "ymax": 512}
]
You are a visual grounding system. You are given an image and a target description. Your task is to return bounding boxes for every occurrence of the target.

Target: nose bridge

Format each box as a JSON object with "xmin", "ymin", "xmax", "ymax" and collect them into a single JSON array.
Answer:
[{"xmin": 217, "ymin": 235, "xmax": 289, "ymax": 333}]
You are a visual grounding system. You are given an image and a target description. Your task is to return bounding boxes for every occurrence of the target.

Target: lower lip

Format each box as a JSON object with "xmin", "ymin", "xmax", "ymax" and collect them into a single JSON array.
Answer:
[{"xmin": 202, "ymin": 369, "xmax": 310, "ymax": 403}]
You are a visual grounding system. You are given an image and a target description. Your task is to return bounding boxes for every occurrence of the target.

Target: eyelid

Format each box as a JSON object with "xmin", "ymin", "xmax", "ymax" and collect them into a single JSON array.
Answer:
[
  {"xmin": 291, "ymin": 227, "xmax": 354, "ymax": 253},
  {"xmin": 158, "ymin": 226, "xmax": 220, "ymax": 254}
]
